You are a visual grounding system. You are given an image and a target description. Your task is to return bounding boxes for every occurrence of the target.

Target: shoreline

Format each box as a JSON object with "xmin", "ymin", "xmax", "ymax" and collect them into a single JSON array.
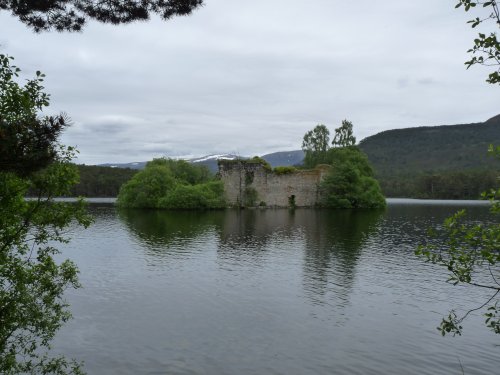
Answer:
[{"xmin": 28, "ymin": 197, "xmax": 493, "ymax": 207}]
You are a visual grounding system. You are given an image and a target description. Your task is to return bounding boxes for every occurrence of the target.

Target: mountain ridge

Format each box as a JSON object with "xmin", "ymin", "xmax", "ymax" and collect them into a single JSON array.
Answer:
[
  {"xmin": 97, "ymin": 150, "xmax": 306, "ymax": 173},
  {"xmin": 81, "ymin": 114, "xmax": 500, "ymax": 198},
  {"xmin": 95, "ymin": 114, "xmax": 500, "ymax": 176}
]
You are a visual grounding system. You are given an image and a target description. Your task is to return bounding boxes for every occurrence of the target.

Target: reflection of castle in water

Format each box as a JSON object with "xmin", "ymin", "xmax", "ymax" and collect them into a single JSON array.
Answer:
[
  {"xmin": 221, "ymin": 209, "xmax": 384, "ymax": 316},
  {"xmin": 119, "ymin": 208, "xmax": 383, "ymax": 311},
  {"xmin": 219, "ymin": 210, "xmax": 298, "ymax": 248}
]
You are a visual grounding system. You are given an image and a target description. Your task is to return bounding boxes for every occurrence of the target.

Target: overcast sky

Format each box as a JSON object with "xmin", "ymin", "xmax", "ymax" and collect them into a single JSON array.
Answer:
[{"xmin": 1, "ymin": 0, "xmax": 499, "ymax": 164}]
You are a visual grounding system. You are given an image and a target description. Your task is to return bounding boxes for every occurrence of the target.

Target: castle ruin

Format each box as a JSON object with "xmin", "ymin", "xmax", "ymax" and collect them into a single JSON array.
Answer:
[{"xmin": 217, "ymin": 160, "xmax": 330, "ymax": 208}]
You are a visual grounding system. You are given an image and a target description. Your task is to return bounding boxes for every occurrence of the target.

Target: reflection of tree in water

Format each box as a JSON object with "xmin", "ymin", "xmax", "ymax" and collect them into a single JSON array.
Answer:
[
  {"xmin": 118, "ymin": 209, "xmax": 225, "ymax": 258},
  {"xmin": 217, "ymin": 209, "xmax": 382, "ymax": 298},
  {"xmin": 118, "ymin": 208, "xmax": 383, "ymax": 307},
  {"xmin": 298, "ymin": 209, "xmax": 384, "ymax": 311}
]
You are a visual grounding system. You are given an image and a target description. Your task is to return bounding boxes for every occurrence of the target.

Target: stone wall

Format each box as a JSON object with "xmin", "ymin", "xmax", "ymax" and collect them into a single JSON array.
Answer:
[{"xmin": 218, "ymin": 160, "xmax": 329, "ymax": 207}]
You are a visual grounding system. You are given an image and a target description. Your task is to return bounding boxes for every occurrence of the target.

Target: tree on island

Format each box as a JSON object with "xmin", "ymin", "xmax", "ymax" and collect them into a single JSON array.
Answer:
[
  {"xmin": 0, "ymin": 0, "xmax": 203, "ymax": 32},
  {"xmin": 302, "ymin": 124, "xmax": 331, "ymax": 168},
  {"xmin": 0, "ymin": 55, "xmax": 92, "ymax": 374},
  {"xmin": 117, "ymin": 158, "xmax": 226, "ymax": 209},
  {"xmin": 301, "ymin": 121, "xmax": 386, "ymax": 209},
  {"xmin": 320, "ymin": 146, "xmax": 386, "ymax": 209},
  {"xmin": 332, "ymin": 119, "xmax": 356, "ymax": 148},
  {"xmin": 416, "ymin": 0, "xmax": 500, "ymax": 337}
]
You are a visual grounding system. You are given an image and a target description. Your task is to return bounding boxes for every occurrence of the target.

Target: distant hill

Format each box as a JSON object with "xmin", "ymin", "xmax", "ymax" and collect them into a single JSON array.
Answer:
[
  {"xmin": 261, "ymin": 150, "xmax": 305, "ymax": 167},
  {"xmin": 359, "ymin": 114, "xmax": 500, "ymax": 176},
  {"xmin": 359, "ymin": 115, "xmax": 500, "ymax": 198},
  {"xmin": 190, "ymin": 154, "xmax": 238, "ymax": 173},
  {"xmin": 98, "ymin": 161, "xmax": 147, "ymax": 170},
  {"xmin": 97, "ymin": 151, "xmax": 305, "ymax": 173},
  {"xmin": 98, "ymin": 115, "xmax": 500, "ymax": 177},
  {"xmin": 97, "ymin": 155, "xmax": 239, "ymax": 173},
  {"xmin": 190, "ymin": 151, "xmax": 305, "ymax": 172},
  {"xmin": 91, "ymin": 115, "xmax": 500, "ymax": 199}
]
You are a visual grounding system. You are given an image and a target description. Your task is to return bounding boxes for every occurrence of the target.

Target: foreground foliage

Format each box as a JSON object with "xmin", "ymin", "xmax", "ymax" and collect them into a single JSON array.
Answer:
[
  {"xmin": 117, "ymin": 158, "xmax": 226, "ymax": 209},
  {"xmin": 1, "ymin": 0, "xmax": 204, "ymax": 32},
  {"xmin": 1, "ymin": 156, "xmax": 91, "ymax": 374},
  {"xmin": 1, "ymin": 54, "xmax": 91, "ymax": 373},
  {"xmin": 415, "ymin": 2, "xmax": 500, "ymax": 337},
  {"xmin": 0, "ymin": 55, "xmax": 69, "ymax": 175},
  {"xmin": 455, "ymin": 0, "xmax": 500, "ymax": 84},
  {"xmin": 416, "ymin": 189, "xmax": 500, "ymax": 335}
]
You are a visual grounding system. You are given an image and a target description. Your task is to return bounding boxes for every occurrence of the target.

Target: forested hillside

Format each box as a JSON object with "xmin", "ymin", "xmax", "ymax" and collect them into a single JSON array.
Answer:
[
  {"xmin": 359, "ymin": 115, "xmax": 500, "ymax": 198},
  {"xmin": 71, "ymin": 165, "xmax": 138, "ymax": 197},
  {"xmin": 360, "ymin": 115, "xmax": 500, "ymax": 174}
]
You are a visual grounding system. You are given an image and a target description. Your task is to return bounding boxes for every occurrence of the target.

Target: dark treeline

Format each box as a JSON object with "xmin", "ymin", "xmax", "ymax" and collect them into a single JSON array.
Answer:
[
  {"xmin": 70, "ymin": 165, "xmax": 138, "ymax": 197},
  {"xmin": 380, "ymin": 169, "xmax": 499, "ymax": 199},
  {"xmin": 68, "ymin": 164, "xmax": 498, "ymax": 200}
]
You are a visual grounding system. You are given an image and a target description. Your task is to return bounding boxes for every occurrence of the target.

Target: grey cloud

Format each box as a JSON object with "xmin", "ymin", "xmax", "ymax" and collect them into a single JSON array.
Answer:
[
  {"xmin": 1, "ymin": 0, "xmax": 499, "ymax": 164},
  {"xmin": 417, "ymin": 77, "xmax": 437, "ymax": 85}
]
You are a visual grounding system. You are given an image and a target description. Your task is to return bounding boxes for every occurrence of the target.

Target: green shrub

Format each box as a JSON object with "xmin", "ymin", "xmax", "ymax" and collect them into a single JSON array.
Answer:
[
  {"xmin": 117, "ymin": 158, "xmax": 225, "ymax": 209},
  {"xmin": 159, "ymin": 181, "xmax": 226, "ymax": 209},
  {"xmin": 249, "ymin": 156, "xmax": 272, "ymax": 171},
  {"xmin": 117, "ymin": 163, "xmax": 177, "ymax": 208},
  {"xmin": 147, "ymin": 158, "xmax": 211, "ymax": 185},
  {"xmin": 245, "ymin": 170, "xmax": 254, "ymax": 185},
  {"xmin": 218, "ymin": 157, "xmax": 271, "ymax": 171},
  {"xmin": 273, "ymin": 166, "xmax": 298, "ymax": 175},
  {"xmin": 244, "ymin": 186, "xmax": 258, "ymax": 207}
]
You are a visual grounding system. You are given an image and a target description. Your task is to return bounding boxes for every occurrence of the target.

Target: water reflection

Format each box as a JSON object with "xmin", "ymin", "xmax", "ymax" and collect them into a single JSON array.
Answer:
[
  {"xmin": 56, "ymin": 204, "xmax": 500, "ymax": 375},
  {"xmin": 119, "ymin": 208, "xmax": 384, "ymax": 307},
  {"xmin": 298, "ymin": 210, "xmax": 384, "ymax": 310},
  {"xmin": 216, "ymin": 210, "xmax": 303, "ymax": 266},
  {"xmin": 118, "ymin": 209, "xmax": 225, "ymax": 256}
]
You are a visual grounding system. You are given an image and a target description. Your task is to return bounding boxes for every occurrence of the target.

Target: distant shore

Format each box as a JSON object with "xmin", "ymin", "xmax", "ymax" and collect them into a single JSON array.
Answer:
[{"xmin": 30, "ymin": 197, "xmax": 492, "ymax": 206}]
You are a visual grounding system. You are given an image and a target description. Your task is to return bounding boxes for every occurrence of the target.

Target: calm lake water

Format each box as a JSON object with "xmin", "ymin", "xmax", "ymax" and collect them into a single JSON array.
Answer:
[{"xmin": 54, "ymin": 201, "xmax": 499, "ymax": 375}]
